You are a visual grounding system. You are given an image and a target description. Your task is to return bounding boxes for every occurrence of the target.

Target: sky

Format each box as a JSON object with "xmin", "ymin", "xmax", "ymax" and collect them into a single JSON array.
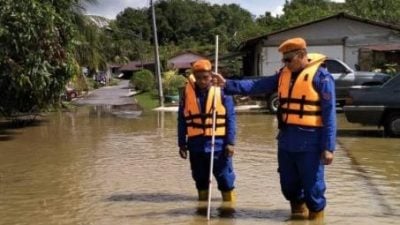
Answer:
[{"xmin": 85, "ymin": 0, "xmax": 343, "ymax": 20}]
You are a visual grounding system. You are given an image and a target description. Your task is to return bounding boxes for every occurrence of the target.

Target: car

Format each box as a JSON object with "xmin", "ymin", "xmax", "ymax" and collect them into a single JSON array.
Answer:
[
  {"xmin": 259, "ymin": 58, "xmax": 391, "ymax": 113},
  {"xmin": 62, "ymin": 87, "xmax": 78, "ymax": 101},
  {"xmin": 343, "ymin": 74, "xmax": 400, "ymax": 137},
  {"xmin": 323, "ymin": 58, "xmax": 391, "ymax": 106}
]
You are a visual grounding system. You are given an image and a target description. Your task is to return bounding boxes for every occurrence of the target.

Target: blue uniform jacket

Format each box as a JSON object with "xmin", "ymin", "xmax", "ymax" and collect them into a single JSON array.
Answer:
[
  {"xmin": 224, "ymin": 68, "xmax": 336, "ymax": 152},
  {"xmin": 178, "ymin": 85, "xmax": 236, "ymax": 153}
]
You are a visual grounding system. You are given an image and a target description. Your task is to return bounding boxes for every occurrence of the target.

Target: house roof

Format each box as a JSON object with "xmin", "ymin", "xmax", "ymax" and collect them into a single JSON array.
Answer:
[
  {"xmin": 361, "ymin": 44, "xmax": 400, "ymax": 52},
  {"xmin": 119, "ymin": 60, "xmax": 154, "ymax": 71},
  {"xmin": 169, "ymin": 50, "xmax": 206, "ymax": 60},
  {"xmin": 239, "ymin": 12, "xmax": 400, "ymax": 51},
  {"xmin": 108, "ymin": 63, "xmax": 123, "ymax": 68},
  {"xmin": 167, "ymin": 51, "xmax": 207, "ymax": 69}
]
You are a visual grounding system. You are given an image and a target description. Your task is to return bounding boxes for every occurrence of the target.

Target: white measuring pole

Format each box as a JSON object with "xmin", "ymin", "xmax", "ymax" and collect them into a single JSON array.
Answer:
[{"xmin": 207, "ymin": 35, "xmax": 219, "ymax": 220}]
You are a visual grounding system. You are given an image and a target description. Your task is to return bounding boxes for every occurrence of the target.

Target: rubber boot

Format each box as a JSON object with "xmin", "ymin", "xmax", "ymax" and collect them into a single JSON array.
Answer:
[
  {"xmin": 290, "ymin": 201, "xmax": 308, "ymax": 220},
  {"xmin": 309, "ymin": 210, "xmax": 324, "ymax": 221},
  {"xmin": 221, "ymin": 190, "xmax": 236, "ymax": 202},
  {"xmin": 219, "ymin": 190, "xmax": 236, "ymax": 217},
  {"xmin": 218, "ymin": 202, "xmax": 236, "ymax": 218},
  {"xmin": 198, "ymin": 190, "xmax": 208, "ymax": 201},
  {"xmin": 196, "ymin": 201, "xmax": 207, "ymax": 216}
]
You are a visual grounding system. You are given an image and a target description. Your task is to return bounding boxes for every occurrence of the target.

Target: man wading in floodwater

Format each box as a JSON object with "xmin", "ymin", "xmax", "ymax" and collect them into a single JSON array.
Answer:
[
  {"xmin": 177, "ymin": 59, "xmax": 237, "ymax": 207},
  {"xmin": 213, "ymin": 37, "xmax": 337, "ymax": 222}
]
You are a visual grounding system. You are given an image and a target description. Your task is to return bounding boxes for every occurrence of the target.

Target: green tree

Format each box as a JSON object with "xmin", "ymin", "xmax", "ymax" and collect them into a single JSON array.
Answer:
[
  {"xmin": 0, "ymin": 0, "xmax": 81, "ymax": 119},
  {"xmin": 345, "ymin": 0, "xmax": 400, "ymax": 24},
  {"xmin": 106, "ymin": 9, "xmax": 153, "ymax": 63},
  {"xmin": 73, "ymin": 16, "xmax": 107, "ymax": 77},
  {"xmin": 277, "ymin": 0, "xmax": 343, "ymax": 29}
]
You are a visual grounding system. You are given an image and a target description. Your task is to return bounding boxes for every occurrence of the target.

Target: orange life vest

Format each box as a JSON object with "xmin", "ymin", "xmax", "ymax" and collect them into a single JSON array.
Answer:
[
  {"xmin": 183, "ymin": 75, "xmax": 226, "ymax": 137},
  {"xmin": 278, "ymin": 53, "xmax": 327, "ymax": 127}
]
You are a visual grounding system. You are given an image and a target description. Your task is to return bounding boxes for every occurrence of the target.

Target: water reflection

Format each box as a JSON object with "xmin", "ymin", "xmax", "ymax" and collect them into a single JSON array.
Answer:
[
  {"xmin": 0, "ymin": 110, "xmax": 399, "ymax": 225},
  {"xmin": 88, "ymin": 104, "xmax": 143, "ymax": 119}
]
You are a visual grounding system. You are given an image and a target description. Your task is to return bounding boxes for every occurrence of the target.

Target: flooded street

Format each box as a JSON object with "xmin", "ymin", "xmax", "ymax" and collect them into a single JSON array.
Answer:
[{"xmin": 1, "ymin": 91, "xmax": 400, "ymax": 225}]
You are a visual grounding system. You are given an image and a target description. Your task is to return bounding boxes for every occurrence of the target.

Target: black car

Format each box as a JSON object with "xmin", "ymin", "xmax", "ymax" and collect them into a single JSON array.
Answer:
[{"xmin": 343, "ymin": 74, "xmax": 400, "ymax": 137}]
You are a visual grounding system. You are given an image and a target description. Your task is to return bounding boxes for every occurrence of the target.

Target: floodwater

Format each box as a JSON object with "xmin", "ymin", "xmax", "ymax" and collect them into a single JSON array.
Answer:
[{"xmin": 0, "ymin": 107, "xmax": 399, "ymax": 225}]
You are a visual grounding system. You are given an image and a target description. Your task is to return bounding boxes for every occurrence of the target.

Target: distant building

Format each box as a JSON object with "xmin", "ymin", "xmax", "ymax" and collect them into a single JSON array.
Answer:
[
  {"xmin": 118, "ymin": 60, "xmax": 155, "ymax": 78},
  {"xmin": 167, "ymin": 51, "xmax": 207, "ymax": 74}
]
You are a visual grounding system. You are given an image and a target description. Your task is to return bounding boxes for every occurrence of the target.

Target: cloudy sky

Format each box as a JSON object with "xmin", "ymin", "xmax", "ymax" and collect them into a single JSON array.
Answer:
[{"xmin": 85, "ymin": 0, "xmax": 345, "ymax": 19}]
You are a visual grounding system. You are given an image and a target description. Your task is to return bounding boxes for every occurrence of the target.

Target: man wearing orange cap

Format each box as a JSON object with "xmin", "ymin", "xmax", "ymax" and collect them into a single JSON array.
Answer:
[
  {"xmin": 213, "ymin": 37, "xmax": 336, "ymax": 221},
  {"xmin": 177, "ymin": 59, "xmax": 237, "ymax": 204}
]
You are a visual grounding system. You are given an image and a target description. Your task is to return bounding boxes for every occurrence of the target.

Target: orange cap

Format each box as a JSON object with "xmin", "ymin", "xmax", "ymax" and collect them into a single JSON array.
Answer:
[
  {"xmin": 192, "ymin": 59, "xmax": 212, "ymax": 72},
  {"xmin": 278, "ymin": 37, "xmax": 307, "ymax": 54}
]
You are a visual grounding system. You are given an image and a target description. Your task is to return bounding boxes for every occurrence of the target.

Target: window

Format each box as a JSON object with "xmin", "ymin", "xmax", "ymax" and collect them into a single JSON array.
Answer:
[{"xmin": 324, "ymin": 60, "xmax": 348, "ymax": 74}]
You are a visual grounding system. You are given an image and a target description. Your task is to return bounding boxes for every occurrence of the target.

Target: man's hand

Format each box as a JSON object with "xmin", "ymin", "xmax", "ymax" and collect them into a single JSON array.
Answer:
[
  {"xmin": 321, "ymin": 150, "xmax": 334, "ymax": 165},
  {"xmin": 212, "ymin": 72, "xmax": 226, "ymax": 87},
  {"xmin": 225, "ymin": 144, "xmax": 235, "ymax": 157},
  {"xmin": 179, "ymin": 146, "xmax": 188, "ymax": 159}
]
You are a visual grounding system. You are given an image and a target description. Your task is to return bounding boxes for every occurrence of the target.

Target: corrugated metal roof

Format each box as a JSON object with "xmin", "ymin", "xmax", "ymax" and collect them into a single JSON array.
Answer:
[
  {"xmin": 167, "ymin": 52, "xmax": 207, "ymax": 69},
  {"xmin": 362, "ymin": 44, "xmax": 400, "ymax": 51},
  {"xmin": 119, "ymin": 60, "xmax": 154, "ymax": 71}
]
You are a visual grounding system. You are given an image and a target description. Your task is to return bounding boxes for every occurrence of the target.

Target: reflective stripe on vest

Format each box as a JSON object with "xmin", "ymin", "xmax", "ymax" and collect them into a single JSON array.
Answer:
[
  {"xmin": 183, "ymin": 75, "xmax": 226, "ymax": 137},
  {"xmin": 278, "ymin": 53, "xmax": 327, "ymax": 127}
]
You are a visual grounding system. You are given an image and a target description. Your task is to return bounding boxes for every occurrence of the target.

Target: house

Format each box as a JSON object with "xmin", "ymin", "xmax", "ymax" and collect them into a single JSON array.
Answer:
[
  {"xmin": 239, "ymin": 12, "xmax": 400, "ymax": 76},
  {"xmin": 118, "ymin": 60, "xmax": 155, "ymax": 78},
  {"xmin": 108, "ymin": 63, "xmax": 122, "ymax": 75},
  {"xmin": 167, "ymin": 51, "xmax": 207, "ymax": 74}
]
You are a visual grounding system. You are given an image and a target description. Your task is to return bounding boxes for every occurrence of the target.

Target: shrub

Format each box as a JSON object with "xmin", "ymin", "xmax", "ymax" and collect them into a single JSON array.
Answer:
[
  {"xmin": 163, "ymin": 70, "xmax": 187, "ymax": 95},
  {"xmin": 130, "ymin": 69, "xmax": 155, "ymax": 92}
]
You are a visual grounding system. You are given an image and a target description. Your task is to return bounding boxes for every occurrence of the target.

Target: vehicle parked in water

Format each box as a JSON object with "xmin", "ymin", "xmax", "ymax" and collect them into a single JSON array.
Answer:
[
  {"xmin": 343, "ymin": 74, "xmax": 400, "ymax": 137},
  {"xmin": 246, "ymin": 58, "xmax": 391, "ymax": 113}
]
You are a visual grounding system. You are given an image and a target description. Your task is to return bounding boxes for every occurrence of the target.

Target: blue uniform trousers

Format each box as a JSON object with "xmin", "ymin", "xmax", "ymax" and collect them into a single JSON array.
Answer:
[
  {"xmin": 189, "ymin": 150, "xmax": 235, "ymax": 192},
  {"xmin": 278, "ymin": 149, "xmax": 326, "ymax": 212}
]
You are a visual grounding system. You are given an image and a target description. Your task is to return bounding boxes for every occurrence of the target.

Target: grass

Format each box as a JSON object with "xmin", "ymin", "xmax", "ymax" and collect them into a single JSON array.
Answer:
[{"xmin": 134, "ymin": 92, "xmax": 160, "ymax": 111}]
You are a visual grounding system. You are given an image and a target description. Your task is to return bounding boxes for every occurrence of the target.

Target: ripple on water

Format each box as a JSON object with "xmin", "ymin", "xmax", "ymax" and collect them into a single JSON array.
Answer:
[{"xmin": 0, "ymin": 112, "xmax": 399, "ymax": 224}]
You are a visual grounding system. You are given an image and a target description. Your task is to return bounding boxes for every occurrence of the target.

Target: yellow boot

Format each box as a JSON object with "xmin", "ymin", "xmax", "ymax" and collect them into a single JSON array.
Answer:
[
  {"xmin": 196, "ymin": 201, "xmax": 208, "ymax": 216},
  {"xmin": 198, "ymin": 190, "xmax": 208, "ymax": 201},
  {"xmin": 290, "ymin": 201, "xmax": 308, "ymax": 220},
  {"xmin": 219, "ymin": 190, "xmax": 236, "ymax": 217},
  {"xmin": 221, "ymin": 190, "xmax": 236, "ymax": 202},
  {"xmin": 309, "ymin": 210, "xmax": 324, "ymax": 221}
]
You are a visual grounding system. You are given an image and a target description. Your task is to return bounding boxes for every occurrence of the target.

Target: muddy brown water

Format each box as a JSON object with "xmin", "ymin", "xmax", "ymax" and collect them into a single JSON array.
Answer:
[{"xmin": 0, "ymin": 108, "xmax": 399, "ymax": 225}]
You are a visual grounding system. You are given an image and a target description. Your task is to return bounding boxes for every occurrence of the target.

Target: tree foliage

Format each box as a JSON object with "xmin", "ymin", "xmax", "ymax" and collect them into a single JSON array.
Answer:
[
  {"xmin": 130, "ymin": 69, "xmax": 155, "ymax": 92},
  {"xmin": 344, "ymin": 0, "xmax": 400, "ymax": 24},
  {"xmin": 0, "ymin": 0, "xmax": 78, "ymax": 118},
  {"xmin": 256, "ymin": 0, "xmax": 399, "ymax": 32},
  {"xmin": 162, "ymin": 70, "xmax": 186, "ymax": 95},
  {"xmin": 73, "ymin": 16, "xmax": 107, "ymax": 74},
  {"xmin": 108, "ymin": 0, "xmax": 260, "ymax": 59}
]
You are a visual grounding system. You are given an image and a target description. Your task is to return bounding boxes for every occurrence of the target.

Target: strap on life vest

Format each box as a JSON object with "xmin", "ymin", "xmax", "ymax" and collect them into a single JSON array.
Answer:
[
  {"xmin": 183, "ymin": 75, "xmax": 226, "ymax": 136},
  {"xmin": 278, "ymin": 53, "xmax": 326, "ymax": 127}
]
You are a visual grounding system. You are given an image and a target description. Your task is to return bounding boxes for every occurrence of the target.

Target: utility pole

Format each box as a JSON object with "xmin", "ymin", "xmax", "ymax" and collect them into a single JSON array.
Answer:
[{"xmin": 150, "ymin": 0, "xmax": 164, "ymax": 107}]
